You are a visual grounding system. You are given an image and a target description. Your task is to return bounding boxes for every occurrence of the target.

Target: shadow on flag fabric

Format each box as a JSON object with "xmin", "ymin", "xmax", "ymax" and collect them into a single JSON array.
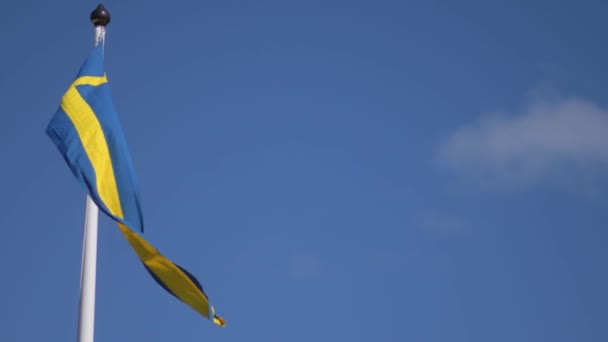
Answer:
[{"xmin": 45, "ymin": 43, "xmax": 225, "ymax": 327}]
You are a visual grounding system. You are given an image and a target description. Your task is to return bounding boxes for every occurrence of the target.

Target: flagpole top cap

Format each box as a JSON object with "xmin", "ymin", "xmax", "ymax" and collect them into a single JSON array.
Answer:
[{"xmin": 90, "ymin": 4, "xmax": 111, "ymax": 27}]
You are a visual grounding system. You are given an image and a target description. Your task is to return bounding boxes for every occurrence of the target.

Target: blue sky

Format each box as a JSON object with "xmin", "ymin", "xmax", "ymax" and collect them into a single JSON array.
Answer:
[{"xmin": 1, "ymin": 0, "xmax": 607, "ymax": 341}]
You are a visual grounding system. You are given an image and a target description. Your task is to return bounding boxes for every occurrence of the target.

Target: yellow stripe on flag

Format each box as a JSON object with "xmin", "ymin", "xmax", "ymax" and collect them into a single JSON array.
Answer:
[
  {"xmin": 117, "ymin": 223, "xmax": 225, "ymax": 326},
  {"xmin": 60, "ymin": 76, "xmax": 124, "ymax": 219}
]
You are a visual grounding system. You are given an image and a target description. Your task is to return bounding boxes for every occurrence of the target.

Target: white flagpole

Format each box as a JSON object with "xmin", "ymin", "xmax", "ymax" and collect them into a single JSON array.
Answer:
[
  {"xmin": 78, "ymin": 196, "xmax": 99, "ymax": 342},
  {"xmin": 77, "ymin": 5, "xmax": 110, "ymax": 342}
]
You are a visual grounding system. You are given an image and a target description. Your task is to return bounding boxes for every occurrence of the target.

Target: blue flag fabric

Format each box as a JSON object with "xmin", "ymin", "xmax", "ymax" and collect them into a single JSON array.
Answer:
[
  {"xmin": 46, "ymin": 44, "xmax": 144, "ymax": 233},
  {"xmin": 46, "ymin": 43, "xmax": 225, "ymax": 327}
]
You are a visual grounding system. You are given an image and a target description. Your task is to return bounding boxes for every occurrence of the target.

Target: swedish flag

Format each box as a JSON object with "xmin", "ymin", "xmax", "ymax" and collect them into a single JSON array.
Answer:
[{"xmin": 46, "ymin": 43, "xmax": 225, "ymax": 327}]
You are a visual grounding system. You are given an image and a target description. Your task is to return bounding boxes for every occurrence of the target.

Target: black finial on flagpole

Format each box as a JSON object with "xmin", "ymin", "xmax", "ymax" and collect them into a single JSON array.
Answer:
[{"xmin": 90, "ymin": 4, "xmax": 111, "ymax": 27}]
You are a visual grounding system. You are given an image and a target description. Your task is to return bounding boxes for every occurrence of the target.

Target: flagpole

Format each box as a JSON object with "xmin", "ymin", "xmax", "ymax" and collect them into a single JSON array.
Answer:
[
  {"xmin": 77, "ymin": 5, "xmax": 110, "ymax": 342},
  {"xmin": 78, "ymin": 196, "xmax": 99, "ymax": 342}
]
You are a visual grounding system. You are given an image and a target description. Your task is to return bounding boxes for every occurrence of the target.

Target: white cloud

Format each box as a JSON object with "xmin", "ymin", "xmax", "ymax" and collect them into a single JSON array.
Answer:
[
  {"xmin": 437, "ymin": 97, "xmax": 608, "ymax": 189},
  {"xmin": 235, "ymin": 240, "xmax": 332, "ymax": 282},
  {"xmin": 417, "ymin": 210, "xmax": 471, "ymax": 238}
]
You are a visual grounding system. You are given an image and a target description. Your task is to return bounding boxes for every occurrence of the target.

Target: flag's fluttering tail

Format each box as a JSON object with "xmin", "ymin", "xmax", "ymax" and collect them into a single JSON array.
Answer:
[{"xmin": 46, "ymin": 43, "xmax": 225, "ymax": 327}]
